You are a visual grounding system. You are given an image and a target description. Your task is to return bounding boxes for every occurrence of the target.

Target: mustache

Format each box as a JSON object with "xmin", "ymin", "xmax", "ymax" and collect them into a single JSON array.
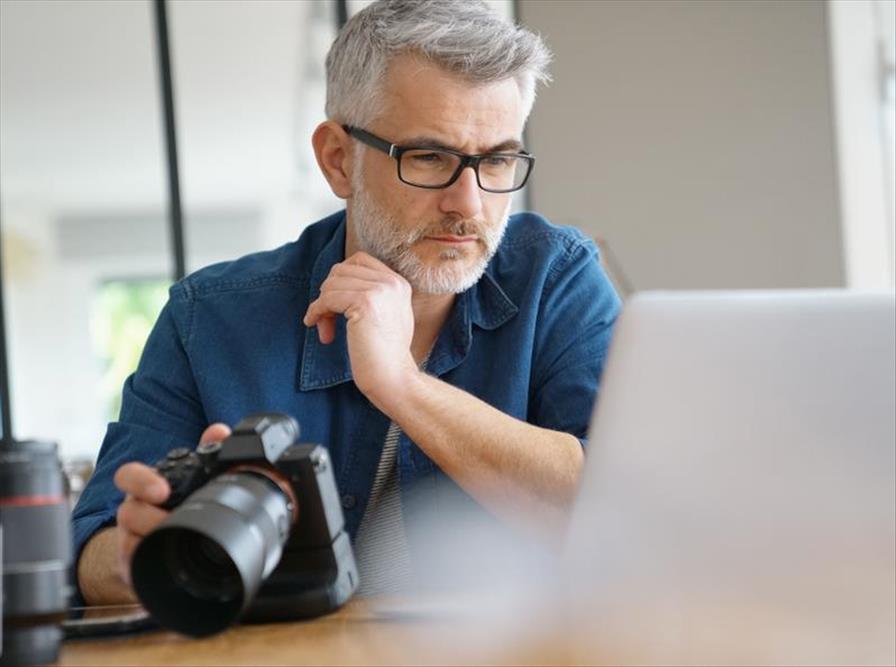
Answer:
[{"xmin": 413, "ymin": 218, "xmax": 486, "ymax": 241}]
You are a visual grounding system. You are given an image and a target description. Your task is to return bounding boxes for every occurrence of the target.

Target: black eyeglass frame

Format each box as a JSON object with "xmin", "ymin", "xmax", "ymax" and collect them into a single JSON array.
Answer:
[{"xmin": 343, "ymin": 125, "xmax": 535, "ymax": 194}]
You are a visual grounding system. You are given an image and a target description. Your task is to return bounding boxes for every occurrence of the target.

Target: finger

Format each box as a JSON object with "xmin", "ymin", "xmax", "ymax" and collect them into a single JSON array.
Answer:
[
  {"xmin": 329, "ymin": 262, "xmax": 395, "ymax": 284},
  {"xmin": 304, "ymin": 291, "xmax": 358, "ymax": 326},
  {"xmin": 320, "ymin": 276, "xmax": 382, "ymax": 295},
  {"xmin": 345, "ymin": 251, "xmax": 394, "ymax": 273},
  {"xmin": 303, "ymin": 299, "xmax": 322, "ymax": 327},
  {"xmin": 116, "ymin": 496, "xmax": 170, "ymax": 537},
  {"xmin": 200, "ymin": 422, "xmax": 231, "ymax": 445},
  {"xmin": 302, "ymin": 299, "xmax": 336, "ymax": 341},
  {"xmin": 340, "ymin": 256, "xmax": 410, "ymax": 293},
  {"xmin": 317, "ymin": 315, "xmax": 336, "ymax": 344},
  {"xmin": 114, "ymin": 462, "xmax": 169, "ymax": 504}
]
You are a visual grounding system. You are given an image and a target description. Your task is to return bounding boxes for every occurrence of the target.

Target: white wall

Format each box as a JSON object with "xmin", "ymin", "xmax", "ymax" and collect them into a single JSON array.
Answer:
[{"xmin": 519, "ymin": 0, "xmax": 846, "ymax": 291}]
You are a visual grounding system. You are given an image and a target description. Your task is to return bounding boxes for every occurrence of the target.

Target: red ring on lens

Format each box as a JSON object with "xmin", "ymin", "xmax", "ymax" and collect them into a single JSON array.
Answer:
[{"xmin": 0, "ymin": 494, "xmax": 66, "ymax": 507}]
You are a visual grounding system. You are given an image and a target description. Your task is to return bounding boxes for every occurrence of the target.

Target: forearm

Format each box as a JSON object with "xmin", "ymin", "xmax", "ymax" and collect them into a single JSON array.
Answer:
[
  {"xmin": 369, "ymin": 370, "xmax": 585, "ymax": 540},
  {"xmin": 77, "ymin": 527, "xmax": 137, "ymax": 605}
]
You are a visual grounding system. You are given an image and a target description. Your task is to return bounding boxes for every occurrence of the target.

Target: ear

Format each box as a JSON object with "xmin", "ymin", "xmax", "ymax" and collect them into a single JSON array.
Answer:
[{"xmin": 312, "ymin": 121, "xmax": 354, "ymax": 199}]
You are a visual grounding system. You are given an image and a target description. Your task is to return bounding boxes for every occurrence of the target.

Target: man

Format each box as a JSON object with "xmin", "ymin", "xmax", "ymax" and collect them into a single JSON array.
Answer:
[{"xmin": 73, "ymin": 0, "xmax": 620, "ymax": 603}]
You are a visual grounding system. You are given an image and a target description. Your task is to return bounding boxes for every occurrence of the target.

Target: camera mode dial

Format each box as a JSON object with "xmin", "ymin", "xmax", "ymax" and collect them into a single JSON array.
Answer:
[{"xmin": 154, "ymin": 449, "xmax": 209, "ymax": 510}]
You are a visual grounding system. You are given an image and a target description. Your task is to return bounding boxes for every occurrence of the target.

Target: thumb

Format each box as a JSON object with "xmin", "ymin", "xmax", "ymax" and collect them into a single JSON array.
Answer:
[{"xmin": 200, "ymin": 422, "xmax": 232, "ymax": 446}]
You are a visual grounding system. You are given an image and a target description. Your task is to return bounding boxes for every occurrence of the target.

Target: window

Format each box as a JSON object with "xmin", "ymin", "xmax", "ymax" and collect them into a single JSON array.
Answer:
[
  {"xmin": 92, "ymin": 278, "xmax": 169, "ymax": 422},
  {"xmin": 875, "ymin": 0, "xmax": 895, "ymax": 272},
  {"xmin": 0, "ymin": 0, "xmax": 169, "ymax": 461},
  {"xmin": 0, "ymin": 0, "xmax": 340, "ymax": 465},
  {"xmin": 828, "ymin": 0, "xmax": 896, "ymax": 288}
]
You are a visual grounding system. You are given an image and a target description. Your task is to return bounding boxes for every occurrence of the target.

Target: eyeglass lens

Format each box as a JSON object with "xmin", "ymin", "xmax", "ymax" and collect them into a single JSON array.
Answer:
[{"xmin": 398, "ymin": 150, "xmax": 530, "ymax": 192}]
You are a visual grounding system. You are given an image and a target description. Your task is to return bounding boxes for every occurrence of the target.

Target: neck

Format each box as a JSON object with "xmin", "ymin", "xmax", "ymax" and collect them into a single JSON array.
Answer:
[{"xmin": 410, "ymin": 290, "xmax": 455, "ymax": 365}]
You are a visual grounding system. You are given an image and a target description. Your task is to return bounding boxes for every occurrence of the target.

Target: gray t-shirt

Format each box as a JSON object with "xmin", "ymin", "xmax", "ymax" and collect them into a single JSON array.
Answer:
[
  {"xmin": 352, "ymin": 419, "xmax": 412, "ymax": 595},
  {"xmin": 353, "ymin": 355, "xmax": 430, "ymax": 595}
]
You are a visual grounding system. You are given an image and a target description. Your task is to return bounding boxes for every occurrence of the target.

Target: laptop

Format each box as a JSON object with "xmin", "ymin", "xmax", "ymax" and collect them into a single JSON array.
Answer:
[{"xmin": 562, "ymin": 290, "xmax": 896, "ymax": 666}]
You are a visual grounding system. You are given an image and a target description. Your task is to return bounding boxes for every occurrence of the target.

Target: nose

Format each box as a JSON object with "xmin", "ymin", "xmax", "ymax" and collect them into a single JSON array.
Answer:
[{"xmin": 438, "ymin": 166, "xmax": 484, "ymax": 220}]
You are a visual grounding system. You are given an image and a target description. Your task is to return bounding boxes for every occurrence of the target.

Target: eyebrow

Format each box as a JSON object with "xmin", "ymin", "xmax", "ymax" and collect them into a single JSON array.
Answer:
[{"xmin": 398, "ymin": 135, "xmax": 526, "ymax": 154}]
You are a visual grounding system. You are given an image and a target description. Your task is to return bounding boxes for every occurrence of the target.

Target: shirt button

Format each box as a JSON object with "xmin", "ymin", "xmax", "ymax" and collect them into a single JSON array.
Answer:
[{"xmin": 341, "ymin": 494, "xmax": 356, "ymax": 510}]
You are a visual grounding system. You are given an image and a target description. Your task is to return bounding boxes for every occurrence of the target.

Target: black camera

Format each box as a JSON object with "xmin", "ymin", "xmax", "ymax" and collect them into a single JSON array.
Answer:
[{"xmin": 130, "ymin": 413, "xmax": 358, "ymax": 637}]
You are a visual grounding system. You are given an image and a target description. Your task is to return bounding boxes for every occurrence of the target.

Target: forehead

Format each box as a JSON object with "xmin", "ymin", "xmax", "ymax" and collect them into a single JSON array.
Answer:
[{"xmin": 374, "ymin": 54, "xmax": 524, "ymax": 152}]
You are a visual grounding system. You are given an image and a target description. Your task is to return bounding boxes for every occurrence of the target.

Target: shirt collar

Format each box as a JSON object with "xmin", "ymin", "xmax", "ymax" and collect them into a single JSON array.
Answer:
[{"xmin": 297, "ymin": 212, "xmax": 519, "ymax": 391}]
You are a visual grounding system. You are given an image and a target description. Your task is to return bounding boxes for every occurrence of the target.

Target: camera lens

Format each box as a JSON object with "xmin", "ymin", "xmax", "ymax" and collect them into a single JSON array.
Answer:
[
  {"xmin": 168, "ymin": 531, "xmax": 242, "ymax": 602},
  {"xmin": 131, "ymin": 472, "xmax": 290, "ymax": 637},
  {"xmin": 0, "ymin": 440, "xmax": 72, "ymax": 667}
]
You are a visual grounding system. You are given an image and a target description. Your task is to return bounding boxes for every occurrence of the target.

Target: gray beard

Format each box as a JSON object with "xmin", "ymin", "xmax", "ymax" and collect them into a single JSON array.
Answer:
[{"xmin": 349, "ymin": 181, "xmax": 509, "ymax": 295}]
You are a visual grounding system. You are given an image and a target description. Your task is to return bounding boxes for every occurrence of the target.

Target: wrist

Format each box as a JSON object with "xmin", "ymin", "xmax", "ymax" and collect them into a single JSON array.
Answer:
[
  {"xmin": 78, "ymin": 527, "xmax": 136, "ymax": 605},
  {"xmin": 363, "ymin": 360, "xmax": 426, "ymax": 416}
]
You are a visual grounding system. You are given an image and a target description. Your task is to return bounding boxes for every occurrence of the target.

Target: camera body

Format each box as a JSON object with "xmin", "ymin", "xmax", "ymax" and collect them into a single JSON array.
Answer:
[{"xmin": 132, "ymin": 414, "xmax": 358, "ymax": 636}]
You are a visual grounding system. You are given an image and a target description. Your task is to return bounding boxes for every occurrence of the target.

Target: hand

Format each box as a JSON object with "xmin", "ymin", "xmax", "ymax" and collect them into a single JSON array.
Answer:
[
  {"xmin": 303, "ymin": 251, "xmax": 418, "ymax": 401},
  {"xmin": 112, "ymin": 423, "xmax": 232, "ymax": 586}
]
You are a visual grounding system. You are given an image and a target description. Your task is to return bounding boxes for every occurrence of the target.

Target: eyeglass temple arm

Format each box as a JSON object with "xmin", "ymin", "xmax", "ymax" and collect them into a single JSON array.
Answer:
[{"xmin": 342, "ymin": 125, "xmax": 397, "ymax": 158}]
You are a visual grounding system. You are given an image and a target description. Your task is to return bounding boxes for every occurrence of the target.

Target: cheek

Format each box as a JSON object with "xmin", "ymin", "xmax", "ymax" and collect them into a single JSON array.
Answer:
[
  {"xmin": 483, "ymin": 195, "xmax": 512, "ymax": 225},
  {"xmin": 368, "ymin": 176, "xmax": 418, "ymax": 222},
  {"xmin": 398, "ymin": 190, "xmax": 442, "ymax": 228}
]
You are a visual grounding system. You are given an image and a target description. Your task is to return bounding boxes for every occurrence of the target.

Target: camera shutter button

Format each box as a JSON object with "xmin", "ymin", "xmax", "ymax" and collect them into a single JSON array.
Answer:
[{"xmin": 168, "ymin": 447, "xmax": 191, "ymax": 460}]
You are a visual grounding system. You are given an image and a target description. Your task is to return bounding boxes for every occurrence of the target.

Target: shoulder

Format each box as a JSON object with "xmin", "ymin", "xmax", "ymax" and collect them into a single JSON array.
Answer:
[
  {"xmin": 483, "ymin": 212, "xmax": 619, "ymax": 322},
  {"xmin": 169, "ymin": 211, "xmax": 344, "ymax": 302},
  {"xmin": 500, "ymin": 212, "xmax": 593, "ymax": 251},
  {"xmin": 490, "ymin": 212, "xmax": 598, "ymax": 281}
]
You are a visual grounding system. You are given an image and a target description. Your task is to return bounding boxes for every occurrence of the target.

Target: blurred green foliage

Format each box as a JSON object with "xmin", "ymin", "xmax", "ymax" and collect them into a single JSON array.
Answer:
[{"xmin": 92, "ymin": 279, "xmax": 169, "ymax": 421}]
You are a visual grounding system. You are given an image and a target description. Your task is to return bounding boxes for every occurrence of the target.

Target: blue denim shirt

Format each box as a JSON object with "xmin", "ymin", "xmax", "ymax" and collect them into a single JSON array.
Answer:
[{"xmin": 71, "ymin": 210, "xmax": 620, "ymax": 581}]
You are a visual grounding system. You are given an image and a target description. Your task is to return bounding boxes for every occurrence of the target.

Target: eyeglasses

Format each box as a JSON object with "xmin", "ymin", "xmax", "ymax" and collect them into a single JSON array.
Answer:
[{"xmin": 343, "ymin": 125, "xmax": 534, "ymax": 194}]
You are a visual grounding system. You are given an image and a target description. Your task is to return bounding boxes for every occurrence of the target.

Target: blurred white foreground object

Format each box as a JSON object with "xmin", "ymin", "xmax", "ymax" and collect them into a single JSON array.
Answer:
[{"xmin": 563, "ymin": 290, "xmax": 896, "ymax": 666}]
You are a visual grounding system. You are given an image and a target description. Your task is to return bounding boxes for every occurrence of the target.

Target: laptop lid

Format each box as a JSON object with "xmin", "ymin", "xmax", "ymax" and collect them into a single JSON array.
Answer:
[{"xmin": 563, "ymin": 290, "xmax": 896, "ymax": 665}]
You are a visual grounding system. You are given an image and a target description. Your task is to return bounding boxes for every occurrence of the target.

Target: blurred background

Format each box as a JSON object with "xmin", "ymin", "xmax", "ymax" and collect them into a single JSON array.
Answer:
[{"xmin": 0, "ymin": 0, "xmax": 893, "ymax": 481}]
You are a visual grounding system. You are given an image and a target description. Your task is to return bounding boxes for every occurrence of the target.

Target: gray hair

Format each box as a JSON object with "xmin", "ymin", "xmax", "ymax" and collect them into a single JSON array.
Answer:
[{"xmin": 325, "ymin": 0, "xmax": 552, "ymax": 128}]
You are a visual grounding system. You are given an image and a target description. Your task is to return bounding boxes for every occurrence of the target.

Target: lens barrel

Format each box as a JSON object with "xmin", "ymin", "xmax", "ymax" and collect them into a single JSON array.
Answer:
[
  {"xmin": 0, "ymin": 440, "xmax": 72, "ymax": 667},
  {"xmin": 131, "ymin": 472, "xmax": 291, "ymax": 637}
]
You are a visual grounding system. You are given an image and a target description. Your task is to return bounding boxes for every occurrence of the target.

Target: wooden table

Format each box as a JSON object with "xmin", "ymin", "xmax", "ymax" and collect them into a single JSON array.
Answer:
[
  {"xmin": 58, "ymin": 595, "xmax": 574, "ymax": 666},
  {"xmin": 57, "ymin": 589, "xmax": 896, "ymax": 666}
]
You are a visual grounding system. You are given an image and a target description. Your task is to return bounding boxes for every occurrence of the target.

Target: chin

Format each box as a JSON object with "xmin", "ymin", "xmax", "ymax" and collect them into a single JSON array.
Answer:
[{"xmin": 406, "ymin": 255, "xmax": 489, "ymax": 295}]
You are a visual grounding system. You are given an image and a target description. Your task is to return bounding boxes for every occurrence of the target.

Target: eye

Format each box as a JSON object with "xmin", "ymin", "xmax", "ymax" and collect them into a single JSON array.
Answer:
[
  {"xmin": 410, "ymin": 152, "xmax": 444, "ymax": 164},
  {"xmin": 482, "ymin": 155, "xmax": 513, "ymax": 168}
]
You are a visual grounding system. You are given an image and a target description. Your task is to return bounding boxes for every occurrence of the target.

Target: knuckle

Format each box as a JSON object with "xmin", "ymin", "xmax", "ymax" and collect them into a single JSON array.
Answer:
[
  {"xmin": 360, "ymin": 291, "xmax": 377, "ymax": 309},
  {"xmin": 116, "ymin": 500, "xmax": 133, "ymax": 528},
  {"xmin": 119, "ymin": 498, "xmax": 154, "ymax": 533}
]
